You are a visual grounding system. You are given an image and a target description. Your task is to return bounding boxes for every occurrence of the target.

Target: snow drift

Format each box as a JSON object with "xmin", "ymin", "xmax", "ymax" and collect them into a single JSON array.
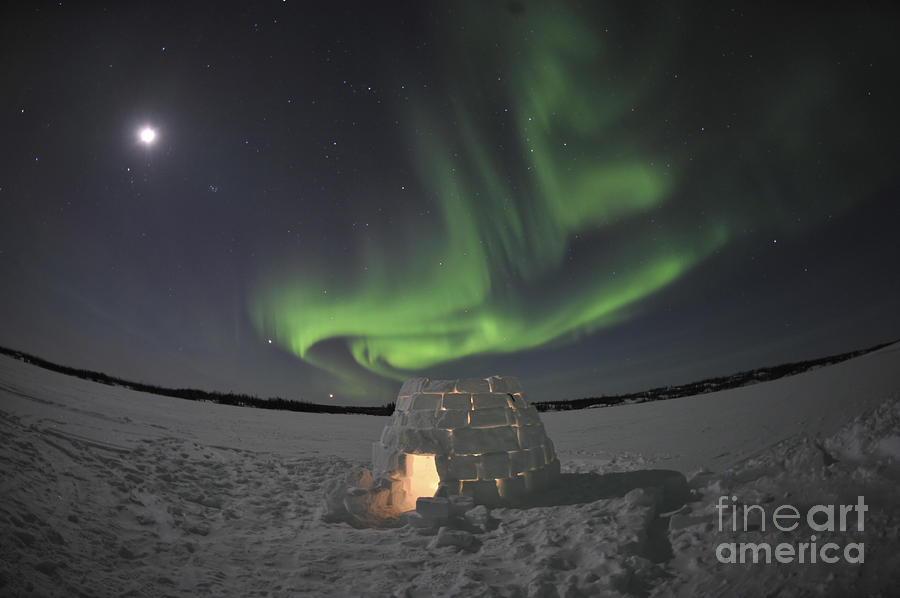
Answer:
[{"xmin": 1, "ymin": 343, "xmax": 899, "ymax": 596}]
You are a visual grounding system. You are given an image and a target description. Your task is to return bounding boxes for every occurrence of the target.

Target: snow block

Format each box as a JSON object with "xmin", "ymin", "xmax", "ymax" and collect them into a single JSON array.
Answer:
[
  {"xmin": 371, "ymin": 442, "xmax": 398, "ymax": 476},
  {"xmin": 380, "ymin": 425, "xmax": 398, "ymax": 445},
  {"xmin": 523, "ymin": 468, "xmax": 547, "ymax": 491},
  {"xmin": 409, "ymin": 393, "xmax": 442, "ymax": 411},
  {"xmin": 545, "ymin": 458, "xmax": 561, "ymax": 478},
  {"xmin": 423, "ymin": 379, "xmax": 457, "ymax": 393},
  {"xmin": 416, "ymin": 496, "xmax": 451, "ymax": 520},
  {"xmin": 543, "ymin": 439, "xmax": 556, "ymax": 464},
  {"xmin": 399, "ymin": 377, "xmax": 428, "ymax": 397},
  {"xmin": 523, "ymin": 447, "xmax": 544, "ymax": 470},
  {"xmin": 477, "ymin": 452, "xmax": 511, "ymax": 480},
  {"xmin": 435, "ymin": 429, "xmax": 454, "ymax": 452},
  {"xmin": 517, "ymin": 424, "xmax": 547, "ymax": 449},
  {"xmin": 398, "ymin": 428, "xmax": 452, "ymax": 453},
  {"xmin": 447, "ymin": 454, "xmax": 478, "ymax": 480},
  {"xmin": 489, "ymin": 376, "xmax": 522, "ymax": 394},
  {"xmin": 514, "ymin": 406, "xmax": 540, "ymax": 426},
  {"xmin": 441, "ymin": 393, "xmax": 472, "ymax": 411},
  {"xmin": 395, "ymin": 395, "xmax": 413, "ymax": 412},
  {"xmin": 401, "ymin": 510, "xmax": 435, "ymax": 529},
  {"xmin": 468, "ymin": 407, "xmax": 510, "ymax": 428},
  {"xmin": 456, "ymin": 377, "xmax": 491, "ymax": 393},
  {"xmin": 452, "ymin": 426, "xmax": 519, "ymax": 455},
  {"xmin": 448, "ymin": 495, "xmax": 475, "ymax": 516},
  {"xmin": 508, "ymin": 450, "xmax": 528, "ymax": 476},
  {"xmin": 460, "ymin": 480, "xmax": 500, "ymax": 505},
  {"xmin": 472, "ymin": 393, "xmax": 510, "ymax": 410},
  {"xmin": 406, "ymin": 409, "xmax": 438, "ymax": 429},
  {"xmin": 497, "ymin": 476, "xmax": 526, "ymax": 500},
  {"xmin": 440, "ymin": 480, "xmax": 463, "ymax": 495},
  {"xmin": 436, "ymin": 409, "xmax": 468, "ymax": 429}
]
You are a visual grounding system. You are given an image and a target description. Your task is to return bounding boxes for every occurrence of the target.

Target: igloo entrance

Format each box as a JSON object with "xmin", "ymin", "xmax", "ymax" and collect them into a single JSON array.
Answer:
[
  {"xmin": 399, "ymin": 453, "xmax": 440, "ymax": 511},
  {"xmin": 372, "ymin": 375, "xmax": 560, "ymax": 511}
]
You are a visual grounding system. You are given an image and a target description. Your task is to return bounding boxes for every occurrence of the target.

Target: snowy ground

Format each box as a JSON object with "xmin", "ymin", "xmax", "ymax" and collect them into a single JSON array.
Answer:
[{"xmin": 1, "ymin": 344, "xmax": 899, "ymax": 596}]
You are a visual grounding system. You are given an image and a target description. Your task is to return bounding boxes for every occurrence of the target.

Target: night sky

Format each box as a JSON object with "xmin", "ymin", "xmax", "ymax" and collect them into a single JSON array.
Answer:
[{"xmin": 2, "ymin": 1, "xmax": 898, "ymax": 405}]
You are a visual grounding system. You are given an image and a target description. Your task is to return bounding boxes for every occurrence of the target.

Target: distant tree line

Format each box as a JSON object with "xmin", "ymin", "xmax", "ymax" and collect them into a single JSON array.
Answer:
[
  {"xmin": 0, "ymin": 340, "xmax": 894, "ymax": 415},
  {"xmin": 531, "ymin": 340, "xmax": 896, "ymax": 412},
  {"xmin": 0, "ymin": 346, "xmax": 394, "ymax": 416}
]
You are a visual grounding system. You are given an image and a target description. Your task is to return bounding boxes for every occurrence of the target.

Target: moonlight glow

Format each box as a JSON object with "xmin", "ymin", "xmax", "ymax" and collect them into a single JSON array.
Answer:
[{"xmin": 138, "ymin": 127, "xmax": 156, "ymax": 144}]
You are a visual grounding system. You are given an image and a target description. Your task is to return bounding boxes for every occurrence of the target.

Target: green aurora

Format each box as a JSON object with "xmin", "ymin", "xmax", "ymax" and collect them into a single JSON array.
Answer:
[{"xmin": 249, "ymin": 3, "xmax": 894, "ymax": 397}]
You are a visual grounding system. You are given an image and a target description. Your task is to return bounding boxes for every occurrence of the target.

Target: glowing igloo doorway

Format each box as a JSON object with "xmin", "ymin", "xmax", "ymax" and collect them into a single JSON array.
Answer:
[{"xmin": 399, "ymin": 453, "xmax": 440, "ymax": 511}]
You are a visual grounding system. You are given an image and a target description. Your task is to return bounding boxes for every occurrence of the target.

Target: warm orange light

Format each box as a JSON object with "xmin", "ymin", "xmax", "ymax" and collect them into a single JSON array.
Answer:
[{"xmin": 405, "ymin": 454, "xmax": 440, "ymax": 505}]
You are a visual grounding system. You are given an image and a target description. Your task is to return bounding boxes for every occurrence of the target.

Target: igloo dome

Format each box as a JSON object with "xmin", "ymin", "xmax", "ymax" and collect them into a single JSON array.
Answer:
[{"xmin": 372, "ymin": 376, "xmax": 560, "ymax": 511}]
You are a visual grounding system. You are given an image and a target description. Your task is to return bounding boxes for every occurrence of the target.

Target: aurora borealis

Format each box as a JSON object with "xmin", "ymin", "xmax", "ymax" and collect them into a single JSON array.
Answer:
[
  {"xmin": 250, "ymin": 5, "xmax": 729, "ymax": 391},
  {"xmin": 2, "ymin": 2, "xmax": 899, "ymax": 403}
]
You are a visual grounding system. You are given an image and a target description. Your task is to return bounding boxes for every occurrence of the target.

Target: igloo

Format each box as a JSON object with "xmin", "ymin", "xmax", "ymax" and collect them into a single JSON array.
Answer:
[{"xmin": 372, "ymin": 375, "xmax": 560, "ymax": 511}]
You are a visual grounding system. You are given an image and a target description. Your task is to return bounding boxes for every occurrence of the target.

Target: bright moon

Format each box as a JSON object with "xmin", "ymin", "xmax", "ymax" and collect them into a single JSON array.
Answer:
[{"xmin": 139, "ymin": 127, "xmax": 156, "ymax": 144}]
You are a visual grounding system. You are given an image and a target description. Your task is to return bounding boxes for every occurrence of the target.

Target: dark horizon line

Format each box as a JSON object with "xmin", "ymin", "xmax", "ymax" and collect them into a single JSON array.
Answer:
[
  {"xmin": 531, "ymin": 339, "xmax": 897, "ymax": 411},
  {"xmin": 0, "ymin": 345, "xmax": 394, "ymax": 416},
  {"xmin": 0, "ymin": 338, "xmax": 896, "ymax": 415}
]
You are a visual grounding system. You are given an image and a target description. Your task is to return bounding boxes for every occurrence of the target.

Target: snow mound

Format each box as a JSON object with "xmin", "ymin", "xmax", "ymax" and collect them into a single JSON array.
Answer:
[
  {"xmin": 0, "ymin": 344, "xmax": 898, "ymax": 596},
  {"xmin": 663, "ymin": 398, "xmax": 900, "ymax": 597}
]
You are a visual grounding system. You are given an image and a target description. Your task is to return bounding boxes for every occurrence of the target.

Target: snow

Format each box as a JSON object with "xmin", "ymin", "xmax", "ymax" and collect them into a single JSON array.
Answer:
[
  {"xmin": 545, "ymin": 341, "xmax": 900, "ymax": 475},
  {"xmin": 1, "ymin": 343, "xmax": 899, "ymax": 596}
]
